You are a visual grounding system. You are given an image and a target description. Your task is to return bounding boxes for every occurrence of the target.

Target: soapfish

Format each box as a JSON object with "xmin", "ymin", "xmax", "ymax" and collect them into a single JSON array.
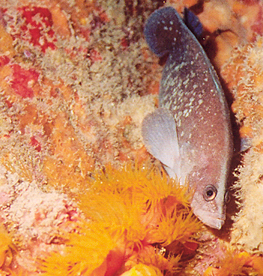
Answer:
[{"xmin": 142, "ymin": 7, "xmax": 233, "ymax": 229}]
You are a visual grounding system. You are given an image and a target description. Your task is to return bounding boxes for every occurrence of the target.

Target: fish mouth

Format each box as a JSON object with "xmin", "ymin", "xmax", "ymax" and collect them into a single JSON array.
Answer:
[
  {"xmin": 201, "ymin": 216, "xmax": 225, "ymax": 230},
  {"xmin": 193, "ymin": 209, "xmax": 226, "ymax": 230}
]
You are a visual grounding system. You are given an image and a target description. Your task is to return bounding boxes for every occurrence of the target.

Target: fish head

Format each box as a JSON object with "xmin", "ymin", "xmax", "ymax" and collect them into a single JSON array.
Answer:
[{"xmin": 188, "ymin": 162, "xmax": 229, "ymax": 229}]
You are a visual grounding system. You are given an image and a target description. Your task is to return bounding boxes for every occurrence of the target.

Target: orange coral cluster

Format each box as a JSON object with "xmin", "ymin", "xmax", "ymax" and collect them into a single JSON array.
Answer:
[
  {"xmin": 0, "ymin": 225, "xmax": 15, "ymax": 271},
  {"xmin": 40, "ymin": 164, "xmax": 201, "ymax": 276},
  {"xmin": 204, "ymin": 251, "xmax": 263, "ymax": 276}
]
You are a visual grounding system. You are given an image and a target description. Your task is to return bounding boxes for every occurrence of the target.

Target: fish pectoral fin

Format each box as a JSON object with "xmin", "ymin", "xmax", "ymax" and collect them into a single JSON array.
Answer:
[{"xmin": 142, "ymin": 108, "xmax": 181, "ymax": 178}]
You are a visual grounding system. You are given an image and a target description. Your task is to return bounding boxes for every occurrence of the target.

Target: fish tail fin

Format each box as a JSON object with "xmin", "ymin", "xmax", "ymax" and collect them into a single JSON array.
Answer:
[{"xmin": 144, "ymin": 7, "xmax": 183, "ymax": 57}]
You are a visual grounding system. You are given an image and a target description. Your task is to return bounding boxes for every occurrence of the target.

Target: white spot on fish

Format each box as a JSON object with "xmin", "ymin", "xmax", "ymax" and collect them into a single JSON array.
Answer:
[{"xmin": 183, "ymin": 79, "xmax": 189, "ymax": 86}]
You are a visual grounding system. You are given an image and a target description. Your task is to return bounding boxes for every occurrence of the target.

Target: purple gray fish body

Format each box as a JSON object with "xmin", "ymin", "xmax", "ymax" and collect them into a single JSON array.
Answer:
[{"xmin": 142, "ymin": 7, "xmax": 233, "ymax": 229}]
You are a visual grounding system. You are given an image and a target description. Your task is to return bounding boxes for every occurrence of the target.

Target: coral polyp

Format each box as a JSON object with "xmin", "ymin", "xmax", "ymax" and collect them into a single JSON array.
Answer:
[{"xmin": 40, "ymin": 164, "xmax": 201, "ymax": 276}]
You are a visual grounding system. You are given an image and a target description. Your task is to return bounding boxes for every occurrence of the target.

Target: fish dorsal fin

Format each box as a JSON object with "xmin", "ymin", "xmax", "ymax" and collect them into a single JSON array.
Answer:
[
  {"xmin": 142, "ymin": 108, "xmax": 181, "ymax": 179},
  {"xmin": 183, "ymin": 7, "xmax": 203, "ymax": 39}
]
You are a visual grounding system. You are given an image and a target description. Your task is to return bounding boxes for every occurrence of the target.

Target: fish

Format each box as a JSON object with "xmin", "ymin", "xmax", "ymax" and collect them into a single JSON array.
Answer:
[
  {"xmin": 142, "ymin": 7, "xmax": 233, "ymax": 229},
  {"xmin": 183, "ymin": 7, "xmax": 203, "ymax": 39}
]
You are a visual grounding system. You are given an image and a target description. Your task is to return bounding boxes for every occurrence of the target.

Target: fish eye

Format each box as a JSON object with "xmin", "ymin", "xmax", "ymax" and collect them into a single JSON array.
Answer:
[{"xmin": 203, "ymin": 185, "xmax": 217, "ymax": 201}]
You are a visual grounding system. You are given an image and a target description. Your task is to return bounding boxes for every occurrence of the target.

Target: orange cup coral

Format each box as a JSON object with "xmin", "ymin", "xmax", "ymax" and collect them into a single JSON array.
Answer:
[{"xmin": 40, "ymin": 164, "xmax": 201, "ymax": 275}]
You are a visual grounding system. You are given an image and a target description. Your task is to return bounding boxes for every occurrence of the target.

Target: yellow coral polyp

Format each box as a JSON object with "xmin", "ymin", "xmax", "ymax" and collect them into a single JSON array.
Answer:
[
  {"xmin": 77, "ymin": 164, "xmax": 199, "ymax": 247},
  {"xmin": 41, "ymin": 221, "xmax": 117, "ymax": 276},
  {"xmin": 40, "ymin": 164, "xmax": 201, "ymax": 275},
  {"xmin": 204, "ymin": 251, "xmax": 263, "ymax": 276},
  {"xmin": 0, "ymin": 225, "xmax": 15, "ymax": 269},
  {"xmin": 121, "ymin": 264, "xmax": 163, "ymax": 276}
]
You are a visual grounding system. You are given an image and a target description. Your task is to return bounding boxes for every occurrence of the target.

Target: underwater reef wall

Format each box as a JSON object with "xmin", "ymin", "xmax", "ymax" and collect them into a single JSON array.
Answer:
[
  {"xmin": 0, "ymin": 0, "xmax": 263, "ymax": 275},
  {"xmin": 222, "ymin": 36, "xmax": 263, "ymax": 253}
]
